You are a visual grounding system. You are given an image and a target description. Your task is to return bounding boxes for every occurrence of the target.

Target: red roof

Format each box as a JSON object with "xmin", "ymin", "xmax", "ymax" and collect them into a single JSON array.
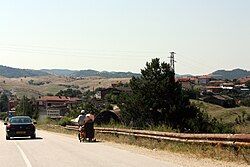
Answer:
[
  {"xmin": 238, "ymin": 76, "xmax": 250, "ymax": 84},
  {"xmin": 189, "ymin": 77, "xmax": 198, "ymax": 81},
  {"xmin": 206, "ymin": 86, "xmax": 222, "ymax": 89},
  {"xmin": 198, "ymin": 75, "xmax": 212, "ymax": 79},
  {"xmin": 177, "ymin": 78, "xmax": 191, "ymax": 82},
  {"xmin": 69, "ymin": 97, "xmax": 81, "ymax": 102},
  {"xmin": 38, "ymin": 96, "xmax": 80, "ymax": 102}
]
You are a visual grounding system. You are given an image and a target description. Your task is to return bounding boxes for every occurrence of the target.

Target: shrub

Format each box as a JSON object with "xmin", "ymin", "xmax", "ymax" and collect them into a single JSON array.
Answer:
[
  {"xmin": 241, "ymin": 97, "xmax": 250, "ymax": 107},
  {"xmin": 0, "ymin": 112, "xmax": 7, "ymax": 120},
  {"xmin": 58, "ymin": 117, "xmax": 72, "ymax": 126}
]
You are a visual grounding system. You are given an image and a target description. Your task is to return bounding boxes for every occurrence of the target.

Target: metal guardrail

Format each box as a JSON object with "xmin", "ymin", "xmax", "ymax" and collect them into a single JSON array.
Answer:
[{"xmin": 65, "ymin": 125, "xmax": 250, "ymax": 147}]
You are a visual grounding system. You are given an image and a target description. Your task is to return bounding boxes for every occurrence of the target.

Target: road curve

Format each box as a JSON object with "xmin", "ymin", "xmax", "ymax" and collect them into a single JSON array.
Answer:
[{"xmin": 0, "ymin": 122, "xmax": 180, "ymax": 167}]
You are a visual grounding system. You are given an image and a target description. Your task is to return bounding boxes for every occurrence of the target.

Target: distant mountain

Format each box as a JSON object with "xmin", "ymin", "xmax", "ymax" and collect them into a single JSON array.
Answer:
[
  {"xmin": 175, "ymin": 74, "xmax": 193, "ymax": 78},
  {"xmin": 70, "ymin": 69, "xmax": 141, "ymax": 78},
  {"xmin": 211, "ymin": 68, "xmax": 250, "ymax": 80},
  {"xmin": 0, "ymin": 65, "xmax": 140, "ymax": 78},
  {"xmin": 0, "ymin": 65, "xmax": 49, "ymax": 78},
  {"xmin": 41, "ymin": 69, "xmax": 76, "ymax": 76}
]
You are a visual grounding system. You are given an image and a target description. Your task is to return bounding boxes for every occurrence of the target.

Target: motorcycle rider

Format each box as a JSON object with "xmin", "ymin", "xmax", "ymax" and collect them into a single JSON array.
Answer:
[
  {"xmin": 77, "ymin": 110, "xmax": 86, "ymax": 141},
  {"xmin": 77, "ymin": 110, "xmax": 86, "ymax": 126},
  {"xmin": 84, "ymin": 113, "xmax": 95, "ymax": 142}
]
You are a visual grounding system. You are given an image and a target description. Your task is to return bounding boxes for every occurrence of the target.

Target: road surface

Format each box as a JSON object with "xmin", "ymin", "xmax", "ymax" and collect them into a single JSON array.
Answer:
[{"xmin": 0, "ymin": 122, "xmax": 181, "ymax": 167}]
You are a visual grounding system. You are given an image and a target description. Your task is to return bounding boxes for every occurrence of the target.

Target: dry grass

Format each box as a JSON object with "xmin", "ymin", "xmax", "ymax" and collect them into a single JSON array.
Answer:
[
  {"xmin": 0, "ymin": 76, "xmax": 130, "ymax": 98},
  {"xmin": 37, "ymin": 123, "xmax": 250, "ymax": 164},
  {"xmin": 96, "ymin": 133, "xmax": 250, "ymax": 164},
  {"xmin": 192, "ymin": 100, "xmax": 250, "ymax": 133},
  {"xmin": 37, "ymin": 123, "xmax": 78, "ymax": 136}
]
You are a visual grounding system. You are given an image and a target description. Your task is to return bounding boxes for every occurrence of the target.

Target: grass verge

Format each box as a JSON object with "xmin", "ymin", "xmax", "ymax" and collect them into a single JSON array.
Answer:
[
  {"xmin": 191, "ymin": 100, "xmax": 250, "ymax": 133},
  {"xmin": 37, "ymin": 124, "xmax": 78, "ymax": 136},
  {"xmin": 95, "ymin": 133, "xmax": 249, "ymax": 164}
]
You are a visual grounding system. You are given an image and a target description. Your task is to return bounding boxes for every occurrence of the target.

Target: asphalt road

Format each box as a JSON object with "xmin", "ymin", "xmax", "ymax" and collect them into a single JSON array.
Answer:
[{"xmin": 0, "ymin": 122, "xmax": 181, "ymax": 167}]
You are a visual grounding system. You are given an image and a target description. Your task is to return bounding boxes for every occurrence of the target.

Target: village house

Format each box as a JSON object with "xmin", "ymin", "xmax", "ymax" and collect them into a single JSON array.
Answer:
[
  {"xmin": 95, "ymin": 88, "xmax": 115, "ymax": 100},
  {"xmin": 198, "ymin": 75, "xmax": 212, "ymax": 85},
  {"xmin": 205, "ymin": 86, "xmax": 223, "ymax": 94},
  {"xmin": 207, "ymin": 80, "xmax": 225, "ymax": 86},
  {"xmin": 234, "ymin": 84, "xmax": 250, "ymax": 92},
  {"xmin": 8, "ymin": 99, "xmax": 19, "ymax": 112},
  {"xmin": 221, "ymin": 82, "xmax": 234, "ymax": 89},
  {"xmin": 37, "ymin": 96, "xmax": 81, "ymax": 119},
  {"xmin": 176, "ymin": 78, "xmax": 196, "ymax": 90},
  {"xmin": 95, "ymin": 85, "xmax": 132, "ymax": 100},
  {"xmin": 238, "ymin": 76, "xmax": 250, "ymax": 84}
]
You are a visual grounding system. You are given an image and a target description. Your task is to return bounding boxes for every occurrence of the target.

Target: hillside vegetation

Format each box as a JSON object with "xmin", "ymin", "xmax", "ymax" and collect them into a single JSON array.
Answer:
[
  {"xmin": 192, "ymin": 100, "xmax": 250, "ymax": 133},
  {"xmin": 212, "ymin": 68, "xmax": 250, "ymax": 80},
  {"xmin": 0, "ymin": 65, "xmax": 140, "ymax": 78},
  {"xmin": 42, "ymin": 69, "xmax": 141, "ymax": 78},
  {"xmin": 0, "ymin": 65, "xmax": 49, "ymax": 78},
  {"xmin": 0, "ymin": 76, "xmax": 130, "ymax": 98}
]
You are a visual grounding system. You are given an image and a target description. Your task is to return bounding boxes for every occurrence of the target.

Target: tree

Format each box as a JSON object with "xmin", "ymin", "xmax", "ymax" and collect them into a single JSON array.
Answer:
[
  {"xmin": 120, "ymin": 58, "xmax": 185, "ymax": 127},
  {"xmin": 46, "ymin": 93, "xmax": 54, "ymax": 96},
  {"xmin": 0, "ymin": 94, "xmax": 8, "ymax": 112},
  {"xmin": 119, "ymin": 58, "xmax": 233, "ymax": 133},
  {"xmin": 16, "ymin": 96, "xmax": 39, "ymax": 119},
  {"xmin": 82, "ymin": 103, "xmax": 99, "ymax": 115},
  {"xmin": 246, "ymin": 80, "xmax": 250, "ymax": 89},
  {"xmin": 56, "ymin": 88, "xmax": 82, "ymax": 97}
]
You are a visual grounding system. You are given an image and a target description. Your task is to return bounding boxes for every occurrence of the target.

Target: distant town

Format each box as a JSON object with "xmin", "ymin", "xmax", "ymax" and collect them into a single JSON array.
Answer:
[{"xmin": 0, "ymin": 64, "xmax": 249, "ymax": 122}]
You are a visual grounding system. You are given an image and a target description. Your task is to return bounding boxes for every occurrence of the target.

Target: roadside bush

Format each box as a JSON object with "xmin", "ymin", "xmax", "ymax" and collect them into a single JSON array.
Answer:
[
  {"xmin": 171, "ymin": 104, "xmax": 234, "ymax": 133},
  {"xmin": 41, "ymin": 117, "xmax": 58, "ymax": 125},
  {"xmin": 58, "ymin": 117, "xmax": 72, "ymax": 126},
  {"xmin": 0, "ymin": 94, "xmax": 8, "ymax": 112},
  {"xmin": 105, "ymin": 104, "xmax": 113, "ymax": 110},
  {"xmin": 67, "ymin": 109, "xmax": 80, "ymax": 118},
  {"xmin": 183, "ymin": 89, "xmax": 200, "ymax": 99},
  {"xmin": 247, "ymin": 115, "xmax": 250, "ymax": 121},
  {"xmin": 0, "ymin": 112, "xmax": 7, "ymax": 120},
  {"xmin": 240, "ymin": 97, "xmax": 250, "ymax": 107}
]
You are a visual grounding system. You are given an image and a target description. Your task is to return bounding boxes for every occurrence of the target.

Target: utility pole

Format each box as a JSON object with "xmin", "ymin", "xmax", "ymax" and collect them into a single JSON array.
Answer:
[{"xmin": 169, "ymin": 52, "xmax": 176, "ymax": 73}]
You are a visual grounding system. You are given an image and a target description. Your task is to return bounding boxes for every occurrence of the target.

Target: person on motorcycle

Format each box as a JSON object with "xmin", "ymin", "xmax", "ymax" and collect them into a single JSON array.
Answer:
[
  {"xmin": 77, "ymin": 110, "xmax": 86, "ymax": 141},
  {"xmin": 84, "ymin": 113, "xmax": 95, "ymax": 142},
  {"xmin": 77, "ymin": 110, "xmax": 86, "ymax": 126}
]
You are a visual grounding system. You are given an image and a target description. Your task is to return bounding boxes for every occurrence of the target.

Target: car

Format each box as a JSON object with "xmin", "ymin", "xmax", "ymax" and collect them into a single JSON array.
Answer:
[{"xmin": 4, "ymin": 116, "xmax": 37, "ymax": 140}]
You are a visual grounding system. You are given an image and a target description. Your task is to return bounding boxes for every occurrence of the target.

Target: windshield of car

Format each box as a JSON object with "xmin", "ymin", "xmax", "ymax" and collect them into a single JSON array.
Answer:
[{"xmin": 9, "ymin": 117, "xmax": 32, "ymax": 124}]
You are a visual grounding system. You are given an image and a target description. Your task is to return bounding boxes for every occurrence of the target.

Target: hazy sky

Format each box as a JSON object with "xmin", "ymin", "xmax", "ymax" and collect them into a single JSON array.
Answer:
[{"xmin": 0, "ymin": 0, "xmax": 249, "ymax": 75}]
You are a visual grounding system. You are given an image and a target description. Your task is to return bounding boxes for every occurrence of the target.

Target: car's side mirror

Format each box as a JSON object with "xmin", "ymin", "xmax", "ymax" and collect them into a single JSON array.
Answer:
[
  {"xmin": 33, "ymin": 121, "xmax": 37, "ymax": 124},
  {"xmin": 4, "ymin": 122, "xmax": 7, "ymax": 125}
]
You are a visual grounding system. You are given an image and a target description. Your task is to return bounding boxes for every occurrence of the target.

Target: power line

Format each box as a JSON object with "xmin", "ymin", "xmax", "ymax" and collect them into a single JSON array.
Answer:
[
  {"xmin": 0, "ymin": 43, "xmax": 220, "ymax": 74},
  {"xmin": 0, "ymin": 43, "xmax": 167, "ymax": 55},
  {"xmin": 0, "ymin": 47, "xmax": 158, "ymax": 60},
  {"xmin": 0, "ymin": 44, "xmax": 170, "ymax": 63},
  {"xmin": 176, "ymin": 59, "xmax": 205, "ymax": 73},
  {"xmin": 177, "ymin": 52, "xmax": 217, "ymax": 72}
]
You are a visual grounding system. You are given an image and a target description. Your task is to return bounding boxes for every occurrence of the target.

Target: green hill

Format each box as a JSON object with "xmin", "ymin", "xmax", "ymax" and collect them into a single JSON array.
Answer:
[
  {"xmin": 71, "ymin": 70, "xmax": 140, "ymax": 78},
  {"xmin": 192, "ymin": 100, "xmax": 250, "ymax": 133},
  {"xmin": 211, "ymin": 68, "xmax": 250, "ymax": 80},
  {"xmin": 41, "ymin": 69, "xmax": 76, "ymax": 76},
  {"xmin": 0, "ymin": 65, "xmax": 49, "ymax": 78},
  {"xmin": 41, "ymin": 69, "xmax": 141, "ymax": 78}
]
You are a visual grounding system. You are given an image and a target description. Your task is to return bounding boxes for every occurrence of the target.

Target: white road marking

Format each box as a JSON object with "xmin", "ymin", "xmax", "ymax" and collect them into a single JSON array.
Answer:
[{"xmin": 14, "ymin": 142, "xmax": 32, "ymax": 167}]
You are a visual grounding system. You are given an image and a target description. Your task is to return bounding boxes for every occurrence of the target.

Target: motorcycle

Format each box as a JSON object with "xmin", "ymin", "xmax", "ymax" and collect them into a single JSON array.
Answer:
[
  {"xmin": 78, "ymin": 126, "xmax": 86, "ymax": 142},
  {"xmin": 78, "ymin": 121, "xmax": 96, "ymax": 142}
]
